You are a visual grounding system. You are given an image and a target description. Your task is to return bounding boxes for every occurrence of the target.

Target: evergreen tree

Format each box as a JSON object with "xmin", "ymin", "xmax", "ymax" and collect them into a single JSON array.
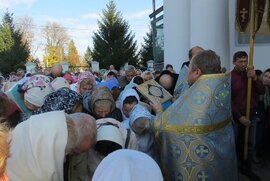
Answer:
[
  {"xmin": 140, "ymin": 29, "xmax": 153, "ymax": 67},
  {"xmin": 67, "ymin": 40, "xmax": 80, "ymax": 67},
  {"xmin": 0, "ymin": 12, "xmax": 30, "ymax": 75},
  {"xmin": 92, "ymin": 0, "xmax": 139, "ymax": 70},
  {"xmin": 84, "ymin": 46, "xmax": 92, "ymax": 64}
]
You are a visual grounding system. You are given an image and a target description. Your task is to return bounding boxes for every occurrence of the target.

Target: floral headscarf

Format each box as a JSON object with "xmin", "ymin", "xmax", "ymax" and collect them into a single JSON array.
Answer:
[
  {"xmin": 22, "ymin": 74, "xmax": 51, "ymax": 90},
  {"xmin": 34, "ymin": 87, "xmax": 82, "ymax": 114},
  {"xmin": 22, "ymin": 74, "xmax": 53, "ymax": 107}
]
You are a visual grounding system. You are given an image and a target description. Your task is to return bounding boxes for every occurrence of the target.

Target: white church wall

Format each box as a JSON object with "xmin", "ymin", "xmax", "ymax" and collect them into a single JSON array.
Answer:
[{"xmin": 163, "ymin": 0, "xmax": 270, "ymax": 73}]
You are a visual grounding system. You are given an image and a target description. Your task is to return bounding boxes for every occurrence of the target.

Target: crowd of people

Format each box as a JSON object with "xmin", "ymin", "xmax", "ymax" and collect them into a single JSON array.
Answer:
[{"xmin": 0, "ymin": 47, "xmax": 269, "ymax": 181}]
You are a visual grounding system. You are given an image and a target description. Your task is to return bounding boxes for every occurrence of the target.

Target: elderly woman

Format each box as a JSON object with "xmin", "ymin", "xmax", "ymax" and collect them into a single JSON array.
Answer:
[
  {"xmin": 84, "ymin": 86, "xmax": 123, "ymax": 122},
  {"xmin": 34, "ymin": 87, "xmax": 83, "ymax": 115},
  {"xmin": 7, "ymin": 111, "xmax": 96, "ymax": 181}
]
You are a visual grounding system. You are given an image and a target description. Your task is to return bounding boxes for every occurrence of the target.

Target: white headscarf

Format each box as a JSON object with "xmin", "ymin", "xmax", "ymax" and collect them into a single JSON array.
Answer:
[
  {"xmin": 119, "ymin": 88, "xmax": 140, "ymax": 128},
  {"xmin": 92, "ymin": 149, "xmax": 163, "ymax": 181},
  {"xmin": 51, "ymin": 77, "xmax": 70, "ymax": 91},
  {"xmin": 7, "ymin": 111, "xmax": 68, "ymax": 181},
  {"xmin": 96, "ymin": 118, "xmax": 138, "ymax": 149},
  {"xmin": 129, "ymin": 104, "xmax": 155, "ymax": 158}
]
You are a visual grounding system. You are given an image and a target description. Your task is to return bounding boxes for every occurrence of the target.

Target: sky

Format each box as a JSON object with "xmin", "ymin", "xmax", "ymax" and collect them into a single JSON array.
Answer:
[{"xmin": 0, "ymin": 0, "xmax": 163, "ymax": 60}]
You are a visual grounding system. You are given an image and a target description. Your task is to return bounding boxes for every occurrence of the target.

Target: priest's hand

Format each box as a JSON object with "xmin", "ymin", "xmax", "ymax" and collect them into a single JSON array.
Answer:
[{"xmin": 149, "ymin": 100, "xmax": 163, "ymax": 114}]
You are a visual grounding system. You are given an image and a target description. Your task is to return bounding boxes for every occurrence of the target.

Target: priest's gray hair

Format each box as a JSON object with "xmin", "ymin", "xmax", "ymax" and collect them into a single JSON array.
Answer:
[
  {"xmin": 191, "ymin": 50, "xmax": 221, "ymax": 74},
  {"xmin": 65, "ymin": 113, "xmax": 96, "ymax": 154}
]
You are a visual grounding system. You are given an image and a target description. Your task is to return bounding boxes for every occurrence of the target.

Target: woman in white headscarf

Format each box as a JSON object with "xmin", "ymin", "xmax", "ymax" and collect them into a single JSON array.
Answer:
[
  {"xmin": 92, "ymin": 149, "xmax": 163, "ymax": 181},
  {"xmin": 119, "ymin": 88, "xmax": 140, "ymax": 128}
]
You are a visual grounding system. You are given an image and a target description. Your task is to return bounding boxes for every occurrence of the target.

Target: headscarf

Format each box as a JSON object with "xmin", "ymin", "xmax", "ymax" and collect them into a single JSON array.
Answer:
[
  {"xmin": 87, "ymin": 86, "xmax": 115, "ymax": 114},
  {"xmin": 97, "ymin": 77, "xmax": 119, "ymax": 91},
  {"xmin": 96, "ymin": 118, "xmax": 137, "ymax": 149},
  {"xmin": 119, "ymin": 88, "xmax": 140, "ymax": 123},
  {"xmin": 51, "ymin": 77, "xmax": 70, "ymax": 91},
  {"xmin": 7, "ymin": 111, "xmax": 68, "ymax": 181},
  {"xmin": 92, "ymin": 149, "xmax": 163, "ymax": 181},
  {"xmin": 77, "ymin": 71, "xmax": 96, "ymax": 93},
  {"xmin": 34, "ymin": 87, "xmax": 82, "ymax": 114},
  {"xmin": 129, "ymin": 104, "xmax": 155, "ymax": 158},
  {"xmin": 22, "ymin": 74, "xmax": 53, "ymax": 107}
]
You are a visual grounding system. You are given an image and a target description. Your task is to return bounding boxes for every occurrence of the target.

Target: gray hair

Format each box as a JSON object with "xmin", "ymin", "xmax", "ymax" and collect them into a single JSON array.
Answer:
[
  {"xmin": 65, "ymin": 113, "xmax": 96, "ymax": 154},
  {"xmin": 191, "ymin": 50, "xmax": 221, "ymax": 74},
  {"xmin": 124, "ymin": 65, "xmax": 136, "ymax": 72},
  {"xmin": 141, "ymin": 71, "xmax": 154, "ymax": 81}
]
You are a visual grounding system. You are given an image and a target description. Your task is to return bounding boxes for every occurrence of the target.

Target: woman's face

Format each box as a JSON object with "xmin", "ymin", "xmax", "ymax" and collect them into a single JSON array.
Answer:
[
  {"xmin": 122, "ymin": 102, "xmax": 137, "ymax": 117},
  {"xmin": 79, "ymin": 84, "xmax": 93, "ymax": 95},
  {"xmin": 262, "ymin": 72, "xmax": 270, "ymax": 86},
  {"xmin": 79, "ymin": 79, "xmax": 93, "ymax": 95},
  {"xmin": 94, "ymin": 104, "xmax": 111, "ymax": 118}
]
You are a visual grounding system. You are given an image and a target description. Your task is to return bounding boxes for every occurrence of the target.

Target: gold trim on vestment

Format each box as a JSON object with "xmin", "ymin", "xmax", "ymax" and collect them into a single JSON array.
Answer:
[
  {"xmin": 162, "ymin": 118, "xmax": 231, "ymax": 134},
  {"xmin": 199, "ymin": 73, "xmax": 230, "ymax": 80}
]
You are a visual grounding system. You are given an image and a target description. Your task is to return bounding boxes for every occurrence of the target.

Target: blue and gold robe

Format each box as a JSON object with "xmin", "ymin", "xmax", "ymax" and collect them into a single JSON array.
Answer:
[
  {"xmin": 173, "ymin": 66, "xmax": 189, "ymax": 99},
  {"xmin": 155, "ymin": 73, "xmax": 238, "ymax": 181}
]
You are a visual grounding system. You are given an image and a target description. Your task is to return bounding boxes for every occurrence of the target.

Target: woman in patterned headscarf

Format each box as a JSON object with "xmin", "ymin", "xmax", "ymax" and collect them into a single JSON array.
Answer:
[{"xmin": 34, "ymin": 87, "xmax": 83, "ymax": 114}]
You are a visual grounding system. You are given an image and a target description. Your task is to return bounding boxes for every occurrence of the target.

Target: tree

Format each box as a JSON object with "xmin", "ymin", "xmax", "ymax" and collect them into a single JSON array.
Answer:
[
  {"xmin": 42, "ymin": 22, "xmax": 69, "ymax": 67},
  {"xmin": 15, "ymin": 16, "xmax": 34, "ymax": 52},
  {"xmin": 140, "ymin": 29, "xmax": 154, "ymax": 68},
  {"xmin": 92, "ymin": 0, "xmax": 139, "ymax": 70},
  {"xmin": 0, "ymin": 12, "xmax": 30, "ymax": 75},
  {"xmin": 84, "ymin": 46, "xmax": 92, "ymax": 64},
  {"xmin": 67, "ymin": 40, "xmax": 80, "ymax": 67},
  {"xmin": 15, "ymin": 16, "xmax": 41, "ymax": 60},
  {"xmin": 43, "ymin": 46, "xmax": 60, "ymax": 67}
]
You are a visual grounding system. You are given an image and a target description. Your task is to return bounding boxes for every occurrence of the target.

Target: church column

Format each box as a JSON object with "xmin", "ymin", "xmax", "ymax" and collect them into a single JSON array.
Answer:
[
  {"xmin": 190, "ymin": 0, "xmax": 230, "ymax": 69},
  {"xmin": 164, "ymin": 0, "xmax": 191, "ymax": 73}
]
